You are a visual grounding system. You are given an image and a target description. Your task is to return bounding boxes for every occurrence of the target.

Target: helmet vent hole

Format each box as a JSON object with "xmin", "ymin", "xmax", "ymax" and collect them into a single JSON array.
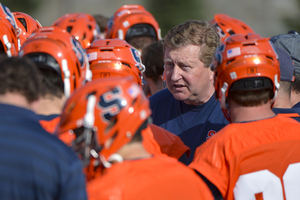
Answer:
[
  {"xmin": 66, "ymin": 26, "xmax": 73, "ymax": 33},
  {"xmin": 100, "ymin": 49, "xmax": 113, "ymax": 52},
  {"xmin": 228, "ymin": 30, "xmax": 235, "ymax": 35},
  {"xmin": 243, "ymin": 43, "xmax": 256, "ymax": 46},
  {"xmin": 122, "ymin": 63, "xmax": 132, "ymax": 68},
  {"xmin": 226, "ymin": 58, "xmax": 235, "ymax": 66},
  {"xmin": 17, "ymin": 18, "xmax": 27, "ymax": 32}
]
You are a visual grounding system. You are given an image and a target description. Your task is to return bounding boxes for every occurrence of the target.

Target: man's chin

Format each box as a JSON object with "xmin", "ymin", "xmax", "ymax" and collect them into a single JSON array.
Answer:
[{"xmin": 172, "ymin": 92, "xmax": 188, "ymax": 101}]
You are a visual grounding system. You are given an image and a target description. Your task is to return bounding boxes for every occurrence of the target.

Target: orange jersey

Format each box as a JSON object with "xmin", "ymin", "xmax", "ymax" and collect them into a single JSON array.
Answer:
[
  {"xmin": 141, "ymin": 125, "xmax": 162, "ymax": 155},
  {"xmin": 141, "ymin": 124, "xmax": 190, "ymax": 159},
  {"xmin": 189, "ymin": 115, "xmax": 300, "ymax": 200},
  {"xmin": 87, "ymin": 154, "xmax": 213, "ymax": 200},
  {"xmin": 38, "ymin": 114, "xmax": 61, "ymax": 134},
  {"xmin": 149, "ymin": 124, "xmax": 190, "ymax": 159}
]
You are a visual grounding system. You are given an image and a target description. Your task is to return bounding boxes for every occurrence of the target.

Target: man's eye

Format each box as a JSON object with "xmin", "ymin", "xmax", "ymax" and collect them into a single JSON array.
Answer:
[
  {"xmin": 164, "ymin": 63, "xmax": 174, "ymax": 69},
  {"xmin": 180, "ymin": 64, "xmax": 189, "ymax": 69}
]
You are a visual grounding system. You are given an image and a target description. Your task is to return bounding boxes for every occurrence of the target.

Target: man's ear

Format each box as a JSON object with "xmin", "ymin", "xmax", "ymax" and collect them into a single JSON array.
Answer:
[{"xmin": 209, "ymin": 68, "xmax": 215, "ymax": 82}]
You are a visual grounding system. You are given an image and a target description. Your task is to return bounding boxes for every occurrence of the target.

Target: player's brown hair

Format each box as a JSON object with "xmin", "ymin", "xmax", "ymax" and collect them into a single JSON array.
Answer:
[
  {"xmin": 163, "ymin": 20, "xmax": 220, "ymax": 68},
  {"xmin": 292, "ymin": 74, "xmax": 300, "ymax": 94},
  {"xmin": 229, "ymin": 89, "xmax": 273, "ymax": 107},
  {"xmin": 141, "ymin": 40, "xmax": 164, "ymax": 83},
  {"xmin": 93, "ymin": 14, "xmax": 109, "ymax": 33},
  {"xmin": 36, "ymin": 64, "xmax": 65, "ymax": 99},
  {"xmin": 127, "ymin": 36, "xmax": 156, "ymax": 51},
  {"xmin": 0, "ymin": 56, "xmax": 42, "ymax": 103}
]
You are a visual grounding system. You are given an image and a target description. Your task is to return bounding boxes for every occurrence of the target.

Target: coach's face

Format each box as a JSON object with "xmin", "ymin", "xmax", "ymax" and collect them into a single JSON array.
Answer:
[{"xmin": 164, "ymin": 44, "xmax": 214, "ymax": 105}]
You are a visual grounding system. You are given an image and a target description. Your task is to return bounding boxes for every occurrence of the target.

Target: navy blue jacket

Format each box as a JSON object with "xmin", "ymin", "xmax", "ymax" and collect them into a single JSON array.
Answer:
[
  {"xmin": 150, "ymin": 89, "xmax": 229, "ymax": 164},
  {"xmin": 273, "ymin": 107, "xmax": 300, "ymax": 122},
  {"xmin": 0, "ymin": 103, "xmax": 87, "ymax": 200}
]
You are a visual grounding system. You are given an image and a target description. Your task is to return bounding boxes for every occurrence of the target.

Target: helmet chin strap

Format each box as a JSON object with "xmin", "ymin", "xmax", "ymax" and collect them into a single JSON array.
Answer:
[
  {"xmin": 270, "ymin": 74, "xmax": 280, "ymax": 106},
  {"xmin": 3, "ymin": 35, "xmax": 12, "ymax": 57},
  {"xmin": 220, "ymin": 82, "xmax": 232, "ymax": 122},
  {"xmin": 220, "ymin": 82, "xmax": 229, "ymax": 110},
  {"xmin": 118, "ymin": 29, "xmax": 124, "ymax": 40},
  {"xmin": 100, "ymin": 153, "xmax": 124, "ymax": 168},
  {"xmin": 17, "ymin": 38, "xmax": 21, "ymax": 51},
  {"xmin": 61, "ymin": 59, "xmax": 71, "ymax": 98},
  {"xmin": 84, "ymin": 54, "xmax": 93, "ymax": 82}
]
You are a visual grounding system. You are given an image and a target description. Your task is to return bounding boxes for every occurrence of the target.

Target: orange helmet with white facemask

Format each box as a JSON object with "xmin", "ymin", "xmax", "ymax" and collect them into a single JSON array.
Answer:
[
  {"xmin": 105, "ymin": 5, "xmax": 161, "ymax": 42},
  {"xmin": 86, "ymin": 38, "xmax": 144, "ymax": 86},
  {"xmin": 211, "ymin": 33, "xmax": 280, "ymax": 121},
  {"xmin": 13, "ymin": 12, "xmax": 42, "ymax": 48},
  {"xmin": 211, "ymin": 13, "xmax": 255, "ymax": 42},
  {"xmin": 0, "ymin": 3, "xmax": 19, "ymax": 56},
  {"xmin": 19, "ymin": 26, "xmax": 92, "ymax": 97},
  {"xmin": 53, "ymin": 13, "xmax": 101, "ymax": 49},
  {"xmin": 56, "ymin": 77, "xmax": 151, "ymax": 172}
]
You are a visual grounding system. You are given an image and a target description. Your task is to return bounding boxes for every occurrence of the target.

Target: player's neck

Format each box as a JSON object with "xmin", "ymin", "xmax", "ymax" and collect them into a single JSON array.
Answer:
[
  {"xmin": 290, "ymin": 90, "xmax": 300, "ymax": 107},
  {"xmin": 0, "ymin": 92, "xmax": 38, "ymax": 111},
  {"xmin": 35, "ymin": 94, "xmax": 66, "ymax": 115},
  {"xmin": 273, "ymin": 94, "xmax": 292, "ymax": 108},
  {"xmin": 117, "ymin": 142, "xmax": 152, "ymax": 161},
  {"xmin": 229, "ymin": 101, "xmax": 276, "ymax": 123}
]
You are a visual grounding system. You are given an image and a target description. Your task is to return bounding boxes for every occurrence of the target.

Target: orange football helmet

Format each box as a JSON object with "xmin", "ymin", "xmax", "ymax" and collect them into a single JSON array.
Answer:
[
  {"xmin": 13, "ymin": 12, "xmax": 42, "ymax": 49},
  {"xmin": 105, "ymin": 5, "xmax": 161, "ymax": 42},
  {"xmin": 211, "ymin": 33, "xmax": 280, "ymax": 121},
  {"xmin": 19, "ymin": 26, "xmax": 91, "ymax": 97},
  {"xmin": 53, "ymin": 13, "xmax": 101, "ymax": 48},
  {"xmin": 211, "ymin": 13, "xmax": 255, "ymax": 42},
  {"xmin": 86, "ymin": 38, "xmax": 144, "ymax": 86},
  {"xmin": 105, "ymin": 4, "xmax": 147, "ymax": 39},
  {"xmin": 56, "ymin": 77, "xmax": 151, "ymax": 170},
  {"xmin": 0, "ymin": 3, "xmax": 19, "ymax": 56}
]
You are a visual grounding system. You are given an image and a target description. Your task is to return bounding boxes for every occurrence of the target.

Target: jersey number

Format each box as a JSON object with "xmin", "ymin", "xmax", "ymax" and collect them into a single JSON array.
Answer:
[{"xmin": 234, "ymin": 162, "xmax": 300, "ymax": 200}]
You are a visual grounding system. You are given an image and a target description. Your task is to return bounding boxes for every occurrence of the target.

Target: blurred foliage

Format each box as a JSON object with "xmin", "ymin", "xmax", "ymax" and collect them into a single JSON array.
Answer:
[
  {"xmin": 1, "ymin": 0, "xmax": 43, "ymax": 14},
  {"xmin": 148, "ymin": 0, "xmax": 204, "ymax": 38},
  {"xmin": 283, "ymin": 0, "xmax": 300, "ymax": 34},
  {"xmin": 284, "ymin": 17, "xmax": 300, "ymax": 34}
]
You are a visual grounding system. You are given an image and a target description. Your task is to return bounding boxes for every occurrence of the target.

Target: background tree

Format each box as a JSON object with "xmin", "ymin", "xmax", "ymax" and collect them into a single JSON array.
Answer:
[
  {"xmin": 283, "ymin": 0, "xmax": 300, "ymax": 34},
  {"xmin": 147, "ymin": 0, "xmax": 204, "ymax": 38},
  {"xmin": 1, "ymin": 0, "xmax": 43, "ymax": 16}
]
